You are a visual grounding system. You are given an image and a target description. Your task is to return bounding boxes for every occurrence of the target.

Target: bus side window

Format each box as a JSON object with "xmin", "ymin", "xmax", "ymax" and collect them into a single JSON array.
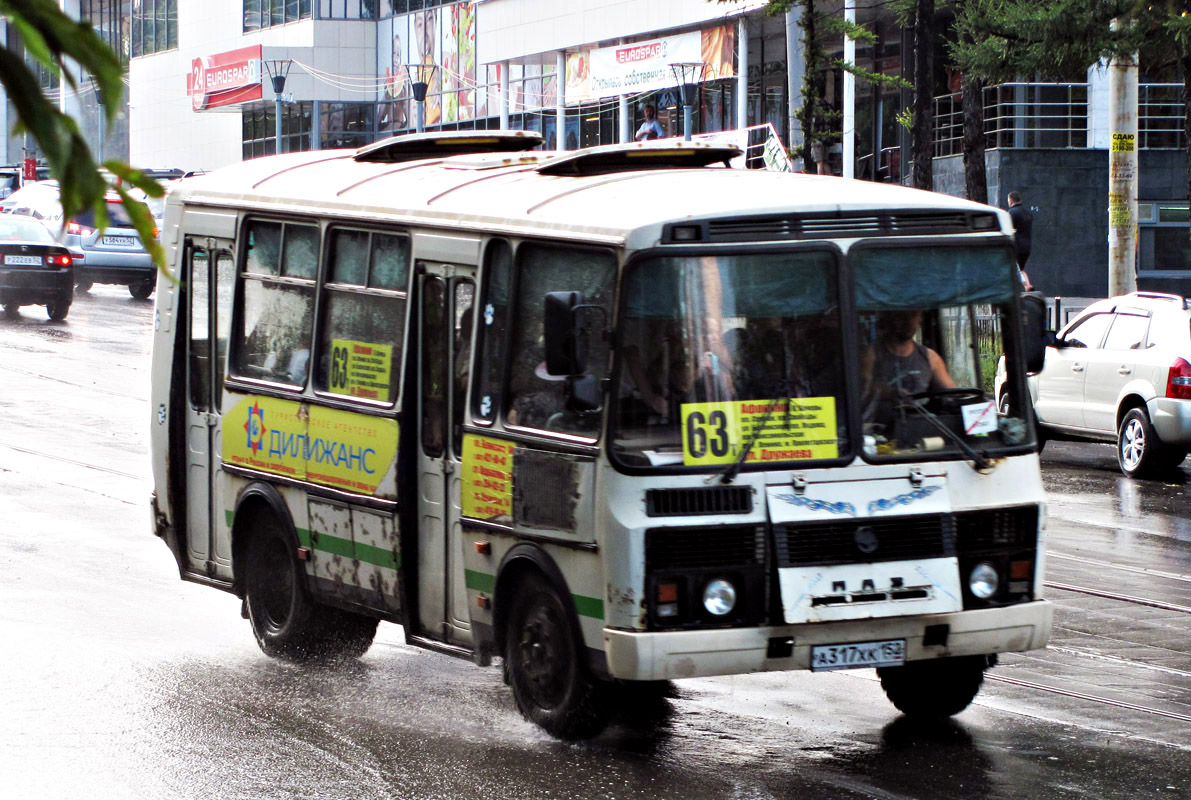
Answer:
[
  {"xmin": 316, "ymin": 228, "xmax": 409, "ymax": 403},
  {"xmin": 472, "ymin": 239, "xmax": 511, "ymax": 425},
  {"xmin": 232, "ymin": 219, "xmax": 317, "ymax": 387},
  {"xmin": 506, "ymin": 243, "xmax": 615, "ymax": 437}
]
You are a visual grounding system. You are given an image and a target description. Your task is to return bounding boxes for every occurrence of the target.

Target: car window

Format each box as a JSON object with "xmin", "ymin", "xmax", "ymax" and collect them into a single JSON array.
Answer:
[
  {"xmin": 1062, "ymin": 312, "xmax": 1113, "ymax": 349},
  {"xmin": 1103, "ymin": 312, "xmax": 1150, "ymax": 350},
  {"xmin": 0, "ymin": 217, "xmax": 54, "ymax": 242}
]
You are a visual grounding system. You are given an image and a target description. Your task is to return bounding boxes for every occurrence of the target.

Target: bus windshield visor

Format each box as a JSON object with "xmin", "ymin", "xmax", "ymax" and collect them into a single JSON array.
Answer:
[
  {"xmin": 612, "ymin": 251, "xmax": 848, "ymax": 470},
  {"xmin": 853, "ymin": 244, "xmax": 1031, "ymax": 463}
]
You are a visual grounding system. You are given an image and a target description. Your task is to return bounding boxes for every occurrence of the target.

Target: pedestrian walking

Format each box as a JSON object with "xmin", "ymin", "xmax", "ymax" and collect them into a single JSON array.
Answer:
[{"xmin": 1007, "ymin": 190, "xmax": 1034, "ymax": 290}]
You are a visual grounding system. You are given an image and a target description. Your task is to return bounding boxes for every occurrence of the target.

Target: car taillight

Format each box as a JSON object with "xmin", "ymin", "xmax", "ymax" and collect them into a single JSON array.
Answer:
[
  {"xmin": 65, "ymin": 221, "xmax": 93, "ymax": 236},
  {"xmin": 45, "ymin": 253, "xmax": 72, "ymax": 267},
  {"xmin": 1166, "ymin": 357, "xmax": 1191, "ymax": 399}
]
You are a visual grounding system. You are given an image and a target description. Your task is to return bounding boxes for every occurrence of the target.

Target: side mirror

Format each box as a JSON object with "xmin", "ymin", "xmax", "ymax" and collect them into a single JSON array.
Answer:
[
  {"xmin": 543, "ymin": 291, "xmax": 586, "ymax": 376},
  {"xmin": 1020, "ymin": 292, "xmax": 1049, "ymax": 374}
]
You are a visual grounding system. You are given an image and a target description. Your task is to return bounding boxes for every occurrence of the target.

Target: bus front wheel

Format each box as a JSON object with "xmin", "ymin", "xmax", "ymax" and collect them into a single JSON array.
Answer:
[
  {"xmin": 244, "ymin": 518, "xmax": 377, "ymax": 660},
  {"xmin": 505, "ymin": 572, "xmax": 610, "ymax": 739},
  {"xmin": 877, "ymin": 655, "xmax": 988, "ymax": 719}
]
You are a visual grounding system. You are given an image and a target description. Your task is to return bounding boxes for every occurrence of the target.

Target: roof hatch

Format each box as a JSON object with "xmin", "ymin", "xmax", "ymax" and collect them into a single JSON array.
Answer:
[
  {"xmin": 354, "ymin": 130, "xmax": 545, "ymax": 163},
  {"xmin": 536, "ymin": 141, "xmax": 742, "ymax": 176}
]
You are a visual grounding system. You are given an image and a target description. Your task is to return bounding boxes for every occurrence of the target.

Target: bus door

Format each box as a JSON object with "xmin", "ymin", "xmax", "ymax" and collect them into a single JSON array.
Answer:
[
  {"xmin": 416, "ymin": 264, "xmax": 475, "ymax": 644},
  {"xmin": 184, "ymin": 238, "xmax": 235, "ymax": 574}
]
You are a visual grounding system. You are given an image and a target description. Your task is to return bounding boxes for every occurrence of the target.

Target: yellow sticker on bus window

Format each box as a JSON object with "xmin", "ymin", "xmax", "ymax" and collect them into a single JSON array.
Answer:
[
  {"xmin": 681, "ymin": 398, "xmax": 839, "ymax": 466},
  {"xmin": 329, "ymin": 338, "xmax": 393, "ymax": 402},
  {"xmin": 461, "ymin": 434, "xmax": 516, "ymax": 521}
]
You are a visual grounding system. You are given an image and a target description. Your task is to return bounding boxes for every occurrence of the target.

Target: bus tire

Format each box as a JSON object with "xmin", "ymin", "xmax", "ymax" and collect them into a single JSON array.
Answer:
[
  {"xmin": 243, "ymin": 517, "xmax": 377, "ymax": 660},
  {"xmin": 877, "ymin": 655, "xmax": 987, "ymax": 719},
  {"xmin": 505, "ymin": 572, "xmax": 609, "ymax": 739}
]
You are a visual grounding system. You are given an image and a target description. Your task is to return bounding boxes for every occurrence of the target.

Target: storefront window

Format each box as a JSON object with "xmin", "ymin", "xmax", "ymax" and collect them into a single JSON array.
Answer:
[{"xmin": 132, "ymin": 0, "xmax": 177, "ymax": 57}]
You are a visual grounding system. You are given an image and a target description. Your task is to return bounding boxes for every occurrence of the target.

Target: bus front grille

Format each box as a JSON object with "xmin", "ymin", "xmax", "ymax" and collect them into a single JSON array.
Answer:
[
  {"xmin": 646, "ymin": 525, "xmax": 767, "ymax": 570},
  {"xmin": 646, "ymin": 486, "xmax": 754, "ymax": 517},
  {"xmin": 773, "ymin": 515, "xmax": 954, "ymax": 567},
  {"xmin": 954, "ymin": 505, "xmax": 1039, "ymax": 552}
]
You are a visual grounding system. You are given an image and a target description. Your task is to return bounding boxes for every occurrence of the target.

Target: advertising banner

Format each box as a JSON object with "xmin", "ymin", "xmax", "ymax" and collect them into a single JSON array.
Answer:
[
  {"xmin": 566, "ymin": 25, "xmax": 735, "ymax": 103},
  {"xmin": 187, "ymin": 45, "xmax": 263, "ymax": 112}
]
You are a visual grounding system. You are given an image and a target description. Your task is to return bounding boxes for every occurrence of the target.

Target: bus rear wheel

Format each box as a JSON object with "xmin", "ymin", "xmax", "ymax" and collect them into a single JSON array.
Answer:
[
  {"xmin": 505, "ymin": 572, "xmax": 609, "ymax": 739},
  {"xmin": 877, "ymin": 655, "xmax": 988, "ymax": 719},
  {"xmin": 244, "ymin": 518, "xmax": 377, "ymax": 661}
]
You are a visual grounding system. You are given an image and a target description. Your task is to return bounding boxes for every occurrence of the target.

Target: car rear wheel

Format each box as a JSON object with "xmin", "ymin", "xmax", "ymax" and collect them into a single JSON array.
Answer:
[
  {"xmin": 46, "ymin": 295, "xmax": 70, "ymax": 321},
  {"xmin": 129, "ymin": 279, "xmax": 154, "ymax": 300},
  {"xmin": 74, "ymin": 279, "xmax": 92, "ymax": 293},
  {"xmin": 1117, "ymin": 407, "xmax": 1184, "ymax": 478}
]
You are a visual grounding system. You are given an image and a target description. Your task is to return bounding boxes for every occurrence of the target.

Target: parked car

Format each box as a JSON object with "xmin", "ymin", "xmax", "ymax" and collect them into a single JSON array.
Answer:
[
  {"xmin": 1, "ymin": 180, "xmax": 157, "ymax": 299},
  {"xmin": 0, "ymin": 215, "xmax": 78, "ymax": 320},
  {"xmin": 996, "ymin": 291, "xmax": 1191, "ymax": 477}
]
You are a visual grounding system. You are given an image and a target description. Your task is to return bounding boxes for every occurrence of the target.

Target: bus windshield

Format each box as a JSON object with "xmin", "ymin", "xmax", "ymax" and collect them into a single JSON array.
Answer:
[
  {"xmin": 612, "ymin": 250, "xmax": 848, "ymax": 469},
  {"xmin": 612, "ymin": 244, "xmax": 1029, "ymax": 471}
]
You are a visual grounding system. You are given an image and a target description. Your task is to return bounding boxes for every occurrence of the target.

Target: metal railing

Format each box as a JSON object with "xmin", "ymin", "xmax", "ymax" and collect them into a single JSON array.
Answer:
[{"xmin": 934, "ymin": 82, "xmax": 1184, "ymax": 155}]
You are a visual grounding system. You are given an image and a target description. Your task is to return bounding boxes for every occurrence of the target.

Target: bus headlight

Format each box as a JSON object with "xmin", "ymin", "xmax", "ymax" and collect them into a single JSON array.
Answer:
[
  {"xmin": 968, "ymin": 562, "xmax": 999, "ymax": 600},
  {"xmin": 702, "ymin": 578, "xmax": 737, "ymax": 616}
]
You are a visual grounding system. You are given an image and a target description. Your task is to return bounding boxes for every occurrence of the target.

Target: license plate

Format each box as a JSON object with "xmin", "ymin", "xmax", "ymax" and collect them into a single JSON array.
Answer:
[
  {"xmin": 4, "ymin": 255, "xmax": 42, "ymax": 266},
  {"xmin": 810, "ymin": 639, "xmax": 906, "ymax": 672},
  {"xmin": 101, "ymin": 236, "xmax": 136, "ymax": 247}
]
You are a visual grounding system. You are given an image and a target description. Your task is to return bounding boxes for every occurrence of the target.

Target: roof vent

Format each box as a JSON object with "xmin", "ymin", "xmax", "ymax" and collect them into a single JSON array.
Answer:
[
  {"xmin": 354, "ymin": 130, "xmax": 544, "ymax": 163},
  {"xmin": 536, "ymin": 141, "xmax": 741, "ymax": 176}
]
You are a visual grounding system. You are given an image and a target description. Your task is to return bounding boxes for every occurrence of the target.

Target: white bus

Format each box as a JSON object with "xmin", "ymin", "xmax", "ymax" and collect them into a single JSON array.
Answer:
[{"xmin": 149, "ymin": 132, "xmax": 1053, "ymax": 739}]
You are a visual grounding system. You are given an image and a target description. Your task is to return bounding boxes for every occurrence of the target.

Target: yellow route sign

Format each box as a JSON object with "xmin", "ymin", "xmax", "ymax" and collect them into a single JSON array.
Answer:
[{"xmin": 681, "ymin": 398, "xmax": 838, "ymax": 466}]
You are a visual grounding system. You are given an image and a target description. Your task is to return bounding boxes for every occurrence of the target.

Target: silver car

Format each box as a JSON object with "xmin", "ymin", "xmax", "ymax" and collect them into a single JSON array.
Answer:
[
  {"xmin": 998, "ymin": 291, "xmax": 1191, "ymax": 477},
  {"xmin": 2, "ymin": 180, "xmax": 156, "ymax": 299}
]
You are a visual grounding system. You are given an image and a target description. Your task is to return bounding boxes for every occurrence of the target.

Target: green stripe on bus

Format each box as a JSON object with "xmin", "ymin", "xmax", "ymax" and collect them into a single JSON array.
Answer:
[
  {"xmin": 465, "ymin": 570, "xmax": 603, "ymax": 619},
  {"xmin": 313, "ymin": 530, "xmax": 354, "ymax": 559},
  {"xmin": 572, "ymin": 594, "xmax": 604, "ymax": 620},
  {"xmin": 295, "ymin": 526, "xmax": 313, "ymax": 549},
  {"xmin": 465, "ymin": 569, "xmax": 496, "ymax": 593},
  {"xmin": 356, "ymin": 541, "xmax": 401, "ymax": 571}
]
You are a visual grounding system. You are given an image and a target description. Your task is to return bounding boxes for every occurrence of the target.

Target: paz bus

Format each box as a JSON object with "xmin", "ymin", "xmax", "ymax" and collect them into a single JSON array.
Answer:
[{"xmin": 149, "ymin": 131, "xmax": 1052, "ymax": 739}]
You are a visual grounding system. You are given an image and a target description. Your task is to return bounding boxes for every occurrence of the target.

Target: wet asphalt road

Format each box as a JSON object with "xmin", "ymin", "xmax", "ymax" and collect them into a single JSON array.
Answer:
[{"xmin": 1, "ymin": 286, "xmax": 1188, "ymax": 799}]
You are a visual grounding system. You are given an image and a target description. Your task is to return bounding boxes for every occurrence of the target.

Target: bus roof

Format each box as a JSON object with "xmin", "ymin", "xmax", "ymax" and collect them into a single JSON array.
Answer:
[{"xmin": 170, "ymin": 139, "xmax": 1008, "ymax": 247}]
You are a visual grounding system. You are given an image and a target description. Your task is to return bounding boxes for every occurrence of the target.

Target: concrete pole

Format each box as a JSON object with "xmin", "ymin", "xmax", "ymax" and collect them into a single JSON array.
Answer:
[
  {"xmin": 619, "ymin": 95, "xmax": 630, "ymax": 143},
  {"xmin": 785, "ymin": 7, "xmax": 805, "ymax": 170},
  {"xmin": 556, "ymin": 52, "xmax": 566, "ymax": 150},
  {"xmin": 275, "ymin": 92, "xmax": 284, "ymax": 153},
  {"xmin": 843, "ymin": 4, "xmax": 855, "ymax": 178},
  {"xmin": 737, "ymin": 18, "xmax": 749, "ymax": 131},
  {"xmin": 1107, "ymin": 22, "xmax": 1139, "ymax": 296},
  {"xmin": 499, "ymin": 62, "xmax": 510, "ymax": 129}
]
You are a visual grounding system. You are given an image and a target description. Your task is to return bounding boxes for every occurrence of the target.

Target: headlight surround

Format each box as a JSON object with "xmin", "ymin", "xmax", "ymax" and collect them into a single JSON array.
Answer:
[
  {"xmin": 702, "ymin": 578, "xmax": 737, "ymax": 616},
  {"xmin": 968, "ymin": 562, "xmax": 1000, "ymax": 600}
]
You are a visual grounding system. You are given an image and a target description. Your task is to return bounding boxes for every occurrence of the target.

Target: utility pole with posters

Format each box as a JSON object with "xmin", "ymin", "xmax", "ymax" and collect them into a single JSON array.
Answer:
[{"xmin": 1107, "ymin": 19, "xmax": 1139, "ymax": 296}]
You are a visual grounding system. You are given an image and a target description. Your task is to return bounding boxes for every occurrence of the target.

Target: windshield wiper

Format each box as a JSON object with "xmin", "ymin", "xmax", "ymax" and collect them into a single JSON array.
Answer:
[
  {"xmin": 714, "ymin": 400, "xmax": 779, "ymax": 484},
  {"xmin": 898, "ymin": 396, "xmax": 992, "ymax": 471}
]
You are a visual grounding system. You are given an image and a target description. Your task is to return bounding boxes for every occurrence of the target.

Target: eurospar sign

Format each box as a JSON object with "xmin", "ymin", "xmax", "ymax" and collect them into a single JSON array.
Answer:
[{"xmin": 187, "ymin": 46, "xmax": 263, "ymax": 111}]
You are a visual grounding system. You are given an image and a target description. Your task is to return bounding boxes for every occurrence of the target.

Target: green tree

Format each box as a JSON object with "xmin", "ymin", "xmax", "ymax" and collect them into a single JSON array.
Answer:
[
  {"xmin": 761, "ymin": 1, "xmax": 908, "ymax": 173},
  {"xmin": 951, "ymin": 0, "xmax": 1191, "ymax": 232},
  {"xmin": 0, "ymin": 0, "xmax": 162, "ymax": 265}
]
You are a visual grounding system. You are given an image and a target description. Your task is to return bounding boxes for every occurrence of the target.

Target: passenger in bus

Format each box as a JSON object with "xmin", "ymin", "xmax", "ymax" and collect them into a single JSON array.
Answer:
[
  {"xmin": 735, "ymin": 316, "xmax": 842, "ymax": 401},
  {"xmin": 622, "ymin": 318, "xmax": 734, "ymax": 423}
]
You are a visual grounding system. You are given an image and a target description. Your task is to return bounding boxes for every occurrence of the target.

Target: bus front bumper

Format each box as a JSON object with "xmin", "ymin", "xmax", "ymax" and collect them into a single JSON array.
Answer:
[{"xmin": 602, "ymin": 600, "xmax": 1052, "ymax": 681}]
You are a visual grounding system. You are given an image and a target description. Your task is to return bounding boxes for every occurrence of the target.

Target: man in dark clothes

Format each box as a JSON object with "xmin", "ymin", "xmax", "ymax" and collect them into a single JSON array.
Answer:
[{"xmin": 1007, "ymin": 191, "xmax": 1033, "ymax": 290}]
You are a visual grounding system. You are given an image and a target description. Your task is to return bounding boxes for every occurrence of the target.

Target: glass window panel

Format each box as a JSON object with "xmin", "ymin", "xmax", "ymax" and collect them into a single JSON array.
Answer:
[
  {"xmin": 1063, "ymin": 312, "xmax": 1113, "ymax": 349},
  {"xmin": 507, "ymin": 243, "xmax": 615, "ymax": 436},
  {"xmin": 189, "ymin": 248, "xmax": 211, "ymax": 410},
  {"xmin": 1158, "ymin": 204, "xmax": 1190, "ymax": 223},
  {"xmin": 318, "ymin": 291, "xmax": 406, "ymax": 403},
  {"xmin": 328, "ymin": 228, "xmax": 369, "ymax": 285},
  {"xmin": 421, "ymin": 277, "xmax": 447, "ymax": 456},
  {"xmin": 282, "ymin": 223, "xmax": 320, "ymax": 279},
  {"xmin": 235, "ymin": 279, "xmax": 315, "ymax": 385},
  {"xmin": 299, "ymin": 0, "xmax": 311, "ymax": 17},
  {"xmin": 245, "ymin": 220, "xmax": 282, "ymax": 275},
  {"xmin": 473, "ymin": 240, "xmax": 510, "ymax": 424},
  {"xmin": 244, "ymin": 0, "xmax": 261, "ymax": 32},
  {"xmin": 452, "ymin": 280, "xmax": 475, "ymax": 455},
  {"xmin": 214, "ymin": 251, "xmax": 236, "ymax": 398},
  {"xmin": 371, "ymin": 233, "xmax": 409, "ymax": 289},
  {"xmin": 1103, "ymin": 313, "xmax": 1150, "ymax": 351},
  {"xmin": 286, "ymin": 0, "xmax": 298, "ymax": 22}
]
